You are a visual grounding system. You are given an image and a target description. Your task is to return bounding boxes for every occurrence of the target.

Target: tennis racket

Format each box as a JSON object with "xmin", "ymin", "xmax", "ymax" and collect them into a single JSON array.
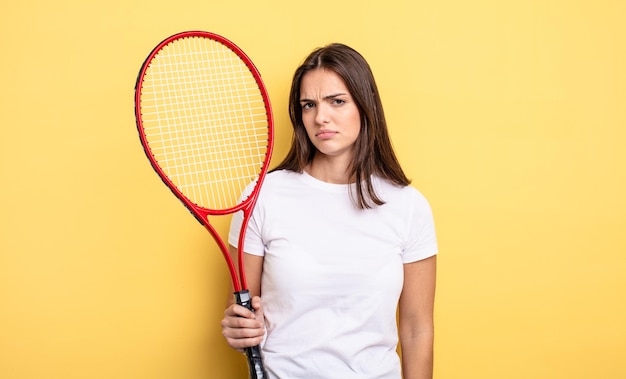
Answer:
[{"xmin": 134, "ymin": 31, "xmax": 273, "ymax": 379}]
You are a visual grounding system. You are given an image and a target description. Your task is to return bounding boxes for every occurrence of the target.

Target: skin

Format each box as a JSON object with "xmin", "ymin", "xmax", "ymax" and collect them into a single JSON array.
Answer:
[
  {"xmin": 221, "ymin": 68, "xmax": 436, "ymax": 379},
  {"xmin": 399, "ymin": 256, "xmax": 436, "ymax": 379},
  {"xmin": 299, "ymin": 68, "xmax": 361, "ymax": 184}
]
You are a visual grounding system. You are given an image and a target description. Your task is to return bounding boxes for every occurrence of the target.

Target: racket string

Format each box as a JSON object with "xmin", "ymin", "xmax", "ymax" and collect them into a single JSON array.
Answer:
[{"xmin": 139, "ymin": 36, "xmax": 270, "ymax": 210}]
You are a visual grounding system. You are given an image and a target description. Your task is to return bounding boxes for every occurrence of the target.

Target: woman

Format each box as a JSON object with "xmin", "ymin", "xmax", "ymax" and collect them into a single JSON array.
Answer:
[{"xmin": 221, "ymin": 43, "xmax": 438, "ymax": 379}]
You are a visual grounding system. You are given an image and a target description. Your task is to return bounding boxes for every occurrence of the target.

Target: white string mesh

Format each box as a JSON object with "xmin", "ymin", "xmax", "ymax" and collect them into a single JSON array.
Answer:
[{"xmin": 139, "ymin": 36, "xmax": 270, "ymax": 210}]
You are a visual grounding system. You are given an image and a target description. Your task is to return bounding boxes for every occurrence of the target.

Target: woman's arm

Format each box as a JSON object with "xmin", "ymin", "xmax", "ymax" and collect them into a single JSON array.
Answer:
[
  {"xmin": 221, "ymin": 245, "xmax": 265, "ymax": 350},
  {"xmin": 398, "ymin": 255, "xmax": 437, "ymax": 379}
]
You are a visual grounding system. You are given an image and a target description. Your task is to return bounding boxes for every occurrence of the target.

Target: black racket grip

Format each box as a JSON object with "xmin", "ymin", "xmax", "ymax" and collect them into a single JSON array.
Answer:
[{"xmin": 235, "ymin": 290, "xmax": 269, "ymax": 379}]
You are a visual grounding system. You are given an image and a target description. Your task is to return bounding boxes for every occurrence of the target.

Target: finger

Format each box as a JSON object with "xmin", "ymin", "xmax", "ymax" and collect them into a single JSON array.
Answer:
[
  {"xmin": 251, "ymin": 296, "xmax": 264, "ymax": 322},
  {"xmin": 221, "ymin": 314, "xmax": 263, "ymax": 330},
  {"xmin": 224, "ymin": 303, "xmax": 256, "ymax": 319},
  {"xmin": 221, "ymin": 323, "xmax": 265, "ymax": 339},
  {"xmin": 221, "ymin": 319, "xmax": 265, "ymax": 349},
  {"xmin": 251, "ymin": 296, "xmax": 262, "ymax": 311},
  {"xmin": 224, "ymin": 334, "xmax": 265, "ymax": 350}
]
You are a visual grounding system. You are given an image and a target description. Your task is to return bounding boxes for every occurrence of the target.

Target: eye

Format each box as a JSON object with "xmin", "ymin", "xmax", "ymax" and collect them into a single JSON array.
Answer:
[
  {"xmin": 301, "ymin": 102, "xmax": 315, "ymax": 110},
  {"xmin": 332, "ymin": 98, "xmax": 346, "ymax": 106}
]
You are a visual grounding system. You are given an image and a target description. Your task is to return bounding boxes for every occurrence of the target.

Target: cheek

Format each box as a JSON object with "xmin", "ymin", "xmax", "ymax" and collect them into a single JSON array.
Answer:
[
  {"xmin": 301, "ymin": 116, "xmax": 316, "ymax": 137},
  {"xmin": 347, "ymin": 110, "xmax": 362, "ymax": 136}
]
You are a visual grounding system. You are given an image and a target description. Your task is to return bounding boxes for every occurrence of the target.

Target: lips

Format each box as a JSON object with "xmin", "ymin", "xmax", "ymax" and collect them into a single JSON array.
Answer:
[{"xmin": 315, "ymin": 130, "xmax": 337, "ymax": 139}]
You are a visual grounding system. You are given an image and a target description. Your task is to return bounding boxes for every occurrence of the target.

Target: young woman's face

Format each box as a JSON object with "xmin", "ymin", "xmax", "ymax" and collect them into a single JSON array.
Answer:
[{"xmin": 299, "ymin": 69, "xmax": 361, "ymax": 161}]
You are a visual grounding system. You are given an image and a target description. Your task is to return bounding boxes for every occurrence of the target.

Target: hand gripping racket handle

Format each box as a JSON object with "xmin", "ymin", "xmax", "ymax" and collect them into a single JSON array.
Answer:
[{"xmin": 235, "ymin": 290, "xmax": 268, "ymax": 379}]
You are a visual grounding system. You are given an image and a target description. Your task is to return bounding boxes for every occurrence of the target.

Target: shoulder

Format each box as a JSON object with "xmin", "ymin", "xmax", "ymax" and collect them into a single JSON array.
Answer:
[
  {"xmin": 262, "ymin": 169, "xmax": 303, "ymax": 188},
  {"xmin": 255, "ymin": 169, "xmax": 306, "ymax": 200},
  {"xmin": 265, "ymin": 168, "xmax": 301, "ymax": 180},
  {"xmin": 373, "ymin": 176, "xmax": 430, "ymax": 206}
]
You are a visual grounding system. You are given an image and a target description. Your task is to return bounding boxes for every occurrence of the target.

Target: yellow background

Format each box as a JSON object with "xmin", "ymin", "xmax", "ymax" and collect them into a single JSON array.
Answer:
[{"xmin": 1, "ymin": 0, "xmax": 624, "ymax": 378}]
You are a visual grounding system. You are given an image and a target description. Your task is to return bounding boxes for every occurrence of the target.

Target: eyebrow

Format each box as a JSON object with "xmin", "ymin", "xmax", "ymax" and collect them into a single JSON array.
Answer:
[{"xmin": 299, "ymin": 93, "xmax": 349, "ymax": 103}]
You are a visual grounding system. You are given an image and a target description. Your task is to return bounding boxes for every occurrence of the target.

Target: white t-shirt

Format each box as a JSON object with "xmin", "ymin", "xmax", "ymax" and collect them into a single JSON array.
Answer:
[{"xmin": 229, "ymin": 170, "xmax": 437, "ymax": 379}]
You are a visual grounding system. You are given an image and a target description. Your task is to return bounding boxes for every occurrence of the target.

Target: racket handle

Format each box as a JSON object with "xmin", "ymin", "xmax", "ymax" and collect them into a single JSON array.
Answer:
[{"xmin": 235, "ymin": 290, "xmax": 269, "ymax": 379}]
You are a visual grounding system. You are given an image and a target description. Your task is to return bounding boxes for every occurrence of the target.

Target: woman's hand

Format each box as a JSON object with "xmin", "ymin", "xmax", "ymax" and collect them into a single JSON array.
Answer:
[{"xmin": 221, "ymin": 296, "xmax": 265, "ymax": 351}]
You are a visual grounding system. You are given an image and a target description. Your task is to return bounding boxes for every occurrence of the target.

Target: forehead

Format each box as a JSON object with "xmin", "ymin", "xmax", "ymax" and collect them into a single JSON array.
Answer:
[{"xmin": 300, "ymin": 68, "xmax": 349, "ymax": 95}]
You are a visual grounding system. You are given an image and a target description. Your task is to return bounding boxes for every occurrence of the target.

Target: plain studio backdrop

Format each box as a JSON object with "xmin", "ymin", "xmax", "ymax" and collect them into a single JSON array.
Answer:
[{"xmin": 1, "ymin": 1, "xmax": 624, "ymax": 378}]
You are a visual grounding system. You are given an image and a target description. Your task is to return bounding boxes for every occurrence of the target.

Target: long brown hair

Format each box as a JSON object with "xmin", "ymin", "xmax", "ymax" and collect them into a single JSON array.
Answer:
[{"xmin": 273, "ymin": 43, "xmax": 410, "ymax": 209}]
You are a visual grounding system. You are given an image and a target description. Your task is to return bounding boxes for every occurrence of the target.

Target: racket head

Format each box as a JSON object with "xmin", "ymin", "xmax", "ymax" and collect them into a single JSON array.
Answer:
[
  {"xmin": 134, "ymin": 31, "xmax": 274, "ymax": 291},
  {"xmin": 134, "ymin": 31, "xmax": 274, "ymax": 220}
]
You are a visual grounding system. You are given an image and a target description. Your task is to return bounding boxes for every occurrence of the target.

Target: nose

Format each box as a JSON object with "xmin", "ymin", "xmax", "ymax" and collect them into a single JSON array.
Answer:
[{"xmin": 314, "ymin": 103, "xmax": 330, "ymax": 125}]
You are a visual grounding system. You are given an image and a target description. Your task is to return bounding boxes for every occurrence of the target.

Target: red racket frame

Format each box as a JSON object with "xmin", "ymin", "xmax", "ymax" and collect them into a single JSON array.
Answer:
[{"xmin": 134, "ymin": 30, "xmax": 274, "ymax": 293}]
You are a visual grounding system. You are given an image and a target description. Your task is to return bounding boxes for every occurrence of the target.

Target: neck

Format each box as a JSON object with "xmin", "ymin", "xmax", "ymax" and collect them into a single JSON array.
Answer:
[{"xmin": 306, "ymin": 155, "xmax": 355, "ymax": 184}]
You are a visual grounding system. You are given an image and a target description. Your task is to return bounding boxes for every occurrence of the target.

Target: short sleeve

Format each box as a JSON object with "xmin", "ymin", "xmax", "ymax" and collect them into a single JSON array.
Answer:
[{"xmin": 402, "ymin": 190, "xmax": 438, "ymax": 263}]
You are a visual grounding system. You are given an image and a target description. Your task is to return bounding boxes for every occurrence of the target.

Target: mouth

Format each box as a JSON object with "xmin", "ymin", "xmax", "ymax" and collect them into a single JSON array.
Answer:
[{"xmin": 315, "ymin": 130, "xmax": 337, "ymax": 138}]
